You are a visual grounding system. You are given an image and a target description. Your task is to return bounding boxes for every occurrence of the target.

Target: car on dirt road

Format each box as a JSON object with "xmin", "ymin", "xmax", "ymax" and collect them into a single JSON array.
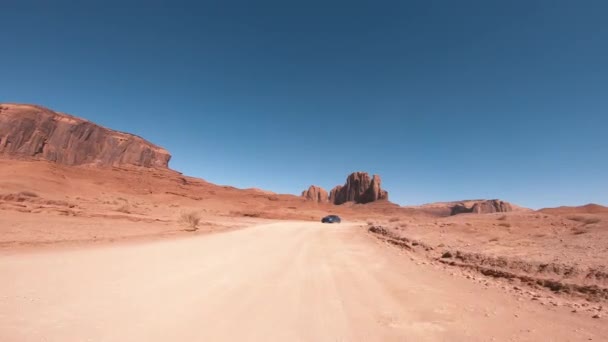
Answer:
[{"xmin": 321, "ymin": 215, "xmax": 341, "ymax": 224}]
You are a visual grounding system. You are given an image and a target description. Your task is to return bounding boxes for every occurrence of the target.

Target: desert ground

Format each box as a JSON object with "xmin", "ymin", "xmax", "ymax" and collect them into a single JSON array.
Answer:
[
  {"xmin": 1, "ymin": 159, "xmax": 607, "ymax": 341},
  {"xmin": 2, "ymin": 222, "xmax": 607, "ymax": 342}
]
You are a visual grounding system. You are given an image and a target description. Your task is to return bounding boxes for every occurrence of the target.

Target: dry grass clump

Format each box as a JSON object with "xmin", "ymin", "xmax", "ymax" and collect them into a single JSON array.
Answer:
[
  {"xmin": 179, "ymin": 211, "xmax": 201, "ymax": 231},
  {"xmin": 568, "ymin": 216, "xmax": 600, "ymax": 225},
  {"xmin": 571, "ymin": 227, "xmax": 588, "ymax": 235},
  {"xmin": 18, "ymin": 191, "xmax": 39, "ymax": 198},
  {"xmin": 230, "ymin": 211, "xmax": 261, "ymax": 218},
  {"xmin": 116, "ymin": 204, "xmax": 131, "ymax": 213}
]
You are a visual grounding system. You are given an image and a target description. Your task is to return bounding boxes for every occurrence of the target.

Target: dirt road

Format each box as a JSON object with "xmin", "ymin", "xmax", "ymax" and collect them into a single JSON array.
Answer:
[{"xmin": 1, "ymin": 222, "xmax": 604, "ymax": 341}]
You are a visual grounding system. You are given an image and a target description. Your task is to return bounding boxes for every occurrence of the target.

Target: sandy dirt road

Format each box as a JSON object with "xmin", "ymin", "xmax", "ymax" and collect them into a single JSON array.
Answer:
[{"xmin": 1, "ymin": 222, "xmax": 605, "ymax": 341}]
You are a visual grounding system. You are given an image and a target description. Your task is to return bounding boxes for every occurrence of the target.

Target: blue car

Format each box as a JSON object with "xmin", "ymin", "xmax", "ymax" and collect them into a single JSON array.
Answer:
[{"xmin": 321, "ymin": 215, "xmax": 342, "ymax": 224}]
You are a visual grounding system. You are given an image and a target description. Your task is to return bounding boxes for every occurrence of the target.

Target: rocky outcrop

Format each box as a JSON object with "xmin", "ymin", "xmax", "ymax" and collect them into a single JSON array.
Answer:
[
  {"xmin": 0, "ymin": 104, "xmax": 171, "ymax": 168},
  {"xmin": 330, "ymin": 172, "xmax": 388, "ymax": 205},
  {"xmin": 450, "ymin": 200, "xmax": 513, "ymax": 215},
  {"xmin": 301, "ymin": 185, "xmax": 328, "ymax": 202}
]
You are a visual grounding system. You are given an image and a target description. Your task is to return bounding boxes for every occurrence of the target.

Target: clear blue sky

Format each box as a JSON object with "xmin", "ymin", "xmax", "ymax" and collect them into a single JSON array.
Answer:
[{"xmin": 1, "ymin": 1, "xmax": 606, "ymax": 209}]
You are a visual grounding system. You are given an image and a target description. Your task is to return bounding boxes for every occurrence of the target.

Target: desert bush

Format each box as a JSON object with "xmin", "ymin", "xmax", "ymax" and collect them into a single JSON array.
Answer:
[
  {"xmin": 497, "ymin": 215, "xmax": 507, "ymax": 221},
  {"xmin": 179, "ymin": 211, "xmax": 201, "ymax": 231},
  {"xmin": 243, "ymin": 212, "xmax": 261, "ymax": 218},
  {"xmin": 18, "ymin": 191, "xmax": 39, "ymax": 198},
  {"xmin": 389, "ymin": 217, "xmax": 400, "ymax": 222},
  {"xmin": 231, "ymin": 211, "xmax": 261, "ymax": 218},
  {"xmin": 498, "ymin": 223, "xmax": 511, "ymax": 228},
  {"xmin": 572, "ymin": 227, "xmax": 588, "ymax": 235},
  {"xmin": 116, "ymin": 204, "xmax": 131, "ymax": 213},
  {"xmin": 568, "ymin": 216, "xmax": 601, "ymax": 225}
]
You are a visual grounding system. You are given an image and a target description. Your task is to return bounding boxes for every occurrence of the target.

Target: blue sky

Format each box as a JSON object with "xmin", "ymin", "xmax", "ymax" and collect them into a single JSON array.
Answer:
[{"xmin": 1, "ymin": 1, "xmax": 606, "ymax": 209}]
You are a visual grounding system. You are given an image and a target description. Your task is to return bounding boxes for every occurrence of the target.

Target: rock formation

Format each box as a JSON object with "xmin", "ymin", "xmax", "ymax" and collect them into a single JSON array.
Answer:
[
  {"xmin": 450, "ymin": 199, "xmax": 513, "ymax": 215},
  {"xmin": 0, "ymin": 104, "xmax": 171, "ymax": 168},
  {"xmin": 471, "ymin": 200, "xmax": 513, "ymax": 214},
  {"xmin": 301, "ymin": 185, "xmax": 328, "ymax": 202},
  {"xmin": 330, "ymin": 172, "xmax": 388, "ymax": 205},
  {"xmin": 329, "ymin": 185, "xmax": 343, "ymax": 204}
]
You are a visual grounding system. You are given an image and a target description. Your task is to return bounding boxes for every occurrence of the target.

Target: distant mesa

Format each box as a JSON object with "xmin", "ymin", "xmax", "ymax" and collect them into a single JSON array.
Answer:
[
  {"xmin": 301, "ymin": 185, "xmax": 328, "ymax": 203},
  {"xmin": 450, "ymin": 199, "xmax": 513, "ymax": 215},
  {"xmin": 0, "ymin": 103, "xmax": 171, "ymax": 168},
  {"xmin": 539, "ymin": 203, "xmax": 608, "ymax": 215},
  {"xmin": 303, "ymin": 172, "xmax": 389, "ymax": 205}
]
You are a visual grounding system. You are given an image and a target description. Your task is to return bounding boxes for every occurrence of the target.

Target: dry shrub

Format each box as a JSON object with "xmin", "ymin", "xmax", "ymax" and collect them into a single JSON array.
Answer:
[
  {"xmin": 116, "ymin": 204, "xmax": 131, "ymax": 213},
  {"xmin": 498, "ymin": 223, "xmax": 511, "ymax": 228},
  {"xmin": 497, "ymin": 215, "xmax": 507, "ymax": 221},
  {"xmin": 572, "ymin": 227, "xmax": 588, "ymax": 235},
  {"xmin": 18, "ymin": 191, "xmax": 39, "ymax": 198},
  {"xmin": 45, "ymin": 199, "xmax": 70, "ymax": 207},
  {"xmin": 179, "ymin": 211, "xmax": 201, "ymax": 231},
  {"xmin": 231, "ymin": 211, "xmax": 261, "ymax": 218},
  {"xmin": 389, "ymin": 217, "xmax": 400, "ymax": 222},
  {"xmin": 568, "ymin": 216, "xmax": 601, "ymax": 225},
  {"xmin": 244, "ymin": 212, "xmax": 261, "ymax": 218}
]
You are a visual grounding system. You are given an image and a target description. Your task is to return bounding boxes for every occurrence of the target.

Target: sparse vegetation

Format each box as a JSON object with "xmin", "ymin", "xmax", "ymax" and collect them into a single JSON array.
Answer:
[
  {"xmin": 179, "ymin": 211, "xmax": 201, "ymax": 231},
  {"xmin": 568, "ymin": 216, "xmax": 601, "ymax": 225},
  {"xmin": 498, "ymin": 223, "xmax": 511, "ymax": 228},
  {"xmin": 18, "ymin": 191, "xmax": 39, "ymax": 198},
  {"xmin": 230, "ymin": 211, "xmax": 261, "ymax": 218},
  {"xmin": 572, "ymin": 227, "xmax": 588, "ymax": 235},
  {"xmin": 243, "ymin": 212, "xmax": 261, "ymax": 218},
  {"xmin": 116, "ymin": 204, "xmax": 131, "ymax": 213}
]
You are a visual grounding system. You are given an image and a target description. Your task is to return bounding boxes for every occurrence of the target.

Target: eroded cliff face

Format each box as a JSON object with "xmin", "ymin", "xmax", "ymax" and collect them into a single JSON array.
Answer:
[{"xmin": 0, "ymin": 104, "xmax": 171, "ymax": 168}]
